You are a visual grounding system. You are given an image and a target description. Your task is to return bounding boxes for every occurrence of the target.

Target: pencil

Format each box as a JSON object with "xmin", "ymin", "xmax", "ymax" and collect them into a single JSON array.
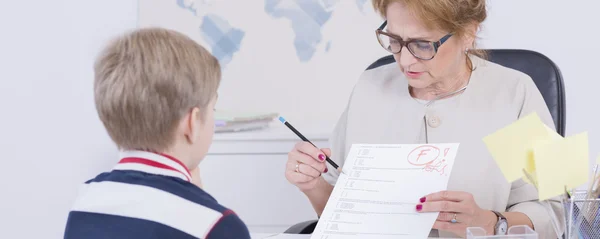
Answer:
[{"xmin": 278, "ymin": 116, "xmax": 345, "ymax": 174}]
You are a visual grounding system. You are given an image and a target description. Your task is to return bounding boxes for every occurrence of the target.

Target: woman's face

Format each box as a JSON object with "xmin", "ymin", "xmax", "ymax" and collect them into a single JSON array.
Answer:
[{"xmin": 385, "ymin": 2, "xmax": 472, "ymax": 89}]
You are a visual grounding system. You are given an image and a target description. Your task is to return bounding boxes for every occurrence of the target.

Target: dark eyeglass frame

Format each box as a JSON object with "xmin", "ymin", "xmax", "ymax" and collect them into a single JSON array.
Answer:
[{"xmin": 375, "ymin": 21, "xmax": 453, "ymax": 60}]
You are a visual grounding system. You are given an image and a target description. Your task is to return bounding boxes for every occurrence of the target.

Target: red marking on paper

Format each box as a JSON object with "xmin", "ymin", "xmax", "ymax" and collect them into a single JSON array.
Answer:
[
  {"xmin": 423, "ymin": 159, "xmax": 448, "ymax": 175},
  {"xmin": 407, "ymin": 145, "xmax": 447, "ymax": 175},
  {"xmin": 444, "ymin": 148, "xmax": 450, "ymax": 157},
  {"xmin": 407, "ymin": 145, "xmax": 440, "ymax": 166}
]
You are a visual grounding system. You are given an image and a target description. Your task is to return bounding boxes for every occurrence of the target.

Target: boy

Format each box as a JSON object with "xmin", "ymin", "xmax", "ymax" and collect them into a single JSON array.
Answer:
[{"xmin": 63, "ymin": 27, "xmax": 251, "ymax": 239}]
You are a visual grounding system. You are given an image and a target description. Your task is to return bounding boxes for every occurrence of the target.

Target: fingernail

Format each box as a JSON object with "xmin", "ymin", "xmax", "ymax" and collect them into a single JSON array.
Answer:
[
  {"xmin": 324, "ymin": 168, "xmax": 328, "ymax": 173},
  {"xmin": 420, "ymin": 197, "xmax": 426, "ymax": 203},
  {"xmin": 416, "ymin": 204, "xmax": 422, "ymax": 211},
  {"xmin": 318, "ymin": 154, "xmax": 325, "ymax": 161}
]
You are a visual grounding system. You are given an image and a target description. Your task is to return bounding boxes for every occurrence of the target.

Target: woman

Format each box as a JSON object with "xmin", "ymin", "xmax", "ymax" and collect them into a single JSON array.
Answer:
[{"xmin": 284, "ymin": 0, "xmax": 564, "ymax": 238}]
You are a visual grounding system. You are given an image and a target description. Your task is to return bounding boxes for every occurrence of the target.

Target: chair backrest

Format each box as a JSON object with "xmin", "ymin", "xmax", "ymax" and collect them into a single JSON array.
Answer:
[{"xmin": 365, "ymin": 49, "xmax": 566, "ymax": 136}]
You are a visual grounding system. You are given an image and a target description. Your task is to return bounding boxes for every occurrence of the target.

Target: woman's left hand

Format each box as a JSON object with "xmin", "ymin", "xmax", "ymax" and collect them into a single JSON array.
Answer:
[{"xmin": 416, "ymin": 191, "xmax": 497, "ymax": 237}]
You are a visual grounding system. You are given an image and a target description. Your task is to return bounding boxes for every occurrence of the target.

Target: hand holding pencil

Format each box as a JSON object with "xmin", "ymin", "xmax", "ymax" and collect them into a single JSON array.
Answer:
[
  {"xmin": 285, "ymin": 142, "xmax": 332, "ymax": 191},
  {"xmin": 281, "ymin": 117, "xmax": 345, "ymax": 192}
]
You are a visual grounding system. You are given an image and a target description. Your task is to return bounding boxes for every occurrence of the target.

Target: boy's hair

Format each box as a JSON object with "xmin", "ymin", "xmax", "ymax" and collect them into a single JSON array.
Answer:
[{"xmin": 94, "ymin": 27, "xmax": 221, "ymax": 152}]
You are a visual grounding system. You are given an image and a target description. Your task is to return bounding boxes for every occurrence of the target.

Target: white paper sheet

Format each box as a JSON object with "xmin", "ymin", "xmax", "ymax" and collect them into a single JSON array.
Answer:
[{"xmin": 311, "ymin": 144, "xmax": 459, "ymax": 239}]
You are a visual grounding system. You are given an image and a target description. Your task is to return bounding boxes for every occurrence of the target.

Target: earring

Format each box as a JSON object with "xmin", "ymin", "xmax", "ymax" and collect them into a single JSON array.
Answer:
[{"xmin": 465, "ymin": 48, "xmax": 469, "ymax": 55}]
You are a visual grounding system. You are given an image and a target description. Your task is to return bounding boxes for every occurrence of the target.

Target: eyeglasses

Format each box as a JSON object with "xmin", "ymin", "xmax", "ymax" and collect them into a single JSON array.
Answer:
[{"xmin": 375, "ymin": 21, "xmax": 453, "ymax": 60}]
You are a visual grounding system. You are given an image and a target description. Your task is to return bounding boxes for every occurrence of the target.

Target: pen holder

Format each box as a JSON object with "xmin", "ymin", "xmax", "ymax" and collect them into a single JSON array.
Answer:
[
  {"xmin": 563, "ymin": 190, "xmax": 600, "ymax": 239},
  {"xmin": 466, "ymin": 225, "xmax": 537, "ymax": 239}
]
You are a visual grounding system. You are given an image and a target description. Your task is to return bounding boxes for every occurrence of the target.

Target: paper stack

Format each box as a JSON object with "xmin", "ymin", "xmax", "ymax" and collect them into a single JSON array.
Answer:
[{"xmin": 214, "ymin": 110, "xmax": 279, "ymax": 133}]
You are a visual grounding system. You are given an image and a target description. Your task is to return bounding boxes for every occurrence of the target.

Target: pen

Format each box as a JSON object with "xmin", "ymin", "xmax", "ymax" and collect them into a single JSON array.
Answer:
[{"xmin": 278, "ymin": 116, "xmax": 346, "ymax": 174}]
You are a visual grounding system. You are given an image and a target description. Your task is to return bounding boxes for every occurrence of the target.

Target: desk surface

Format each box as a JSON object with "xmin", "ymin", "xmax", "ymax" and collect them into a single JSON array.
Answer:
[
  {"xmin": 251, "ymin": 233, "xmax": 306, "ymax": 238},
  {"xmin": 250, "ymin": 233, "xmax": 448, "ymax": 239}
]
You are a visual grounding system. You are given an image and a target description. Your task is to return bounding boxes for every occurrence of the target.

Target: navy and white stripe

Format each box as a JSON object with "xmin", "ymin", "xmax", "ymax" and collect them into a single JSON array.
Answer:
[{"xmin": 64, "ymin": 150, "xmax": 250, "ymax": 239}]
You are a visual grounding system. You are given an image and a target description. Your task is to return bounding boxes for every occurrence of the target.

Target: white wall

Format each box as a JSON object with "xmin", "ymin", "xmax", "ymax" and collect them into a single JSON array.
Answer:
[
  {"xmin": 0, "ymin": 1, "xmax": 137, "ymax": 238},
  {"xmin": 0, "ymin": 0, "xmax": 598, "ymax": 238}
]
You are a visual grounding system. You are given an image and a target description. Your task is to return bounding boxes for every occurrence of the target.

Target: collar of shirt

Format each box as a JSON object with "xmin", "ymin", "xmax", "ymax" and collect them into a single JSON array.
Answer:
[{"xmin": 114, "ymin": 150, "xmax": 192, "ymax": 182}]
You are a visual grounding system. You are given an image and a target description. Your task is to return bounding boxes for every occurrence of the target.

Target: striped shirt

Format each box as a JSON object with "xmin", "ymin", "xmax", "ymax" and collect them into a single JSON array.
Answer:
[{"xmin": 64, "ymin": 150, "xmax": 251, "ymax": 239}]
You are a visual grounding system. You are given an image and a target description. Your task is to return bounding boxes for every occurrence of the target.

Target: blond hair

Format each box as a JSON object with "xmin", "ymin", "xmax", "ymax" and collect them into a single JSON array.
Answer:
[
  {"xmin": 94, "ymin": 27, "xmax": 221, "ymax": 152},
  {"xmin": 372, "ymin": 0, "xmax": 488, "ymax": 59}
]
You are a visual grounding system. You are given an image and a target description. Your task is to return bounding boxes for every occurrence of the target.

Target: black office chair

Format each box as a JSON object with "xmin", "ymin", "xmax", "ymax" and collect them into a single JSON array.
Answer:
[{"xmin": 284, "ymin": 49, "xmax": 567, "ymax": 234}]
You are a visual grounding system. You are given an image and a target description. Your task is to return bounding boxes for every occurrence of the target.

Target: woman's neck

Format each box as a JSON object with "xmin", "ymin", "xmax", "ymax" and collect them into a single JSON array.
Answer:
[{"xmin": 411, "ymin": 64, "xmax": 471, "ymax": 101}]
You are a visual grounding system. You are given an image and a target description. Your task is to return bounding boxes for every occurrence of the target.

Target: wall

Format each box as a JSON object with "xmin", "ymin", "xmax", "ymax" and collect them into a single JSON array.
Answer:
[
  {"xmin": 0, "ymin": 0, "xmax": 598, "ymax": 238},
  {"xmin": 479, "ymin": 0, "xmax": 600, "ymax": 171},
  {"xmin": 0, "ymin": 1, "xmax": 137, "ymax": 238}
]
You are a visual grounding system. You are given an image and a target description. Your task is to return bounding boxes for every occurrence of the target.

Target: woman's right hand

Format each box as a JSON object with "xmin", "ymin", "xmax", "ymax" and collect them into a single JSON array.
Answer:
[{"xmin": 285, "ymin": 142, "xmax": 330, "ymax": 192}]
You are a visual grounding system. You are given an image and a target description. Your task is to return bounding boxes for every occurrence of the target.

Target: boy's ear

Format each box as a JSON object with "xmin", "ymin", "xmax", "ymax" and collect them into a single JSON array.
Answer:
[{"xmin": 185, "ymin": 107, "xmax": 202, "ymax": 144}]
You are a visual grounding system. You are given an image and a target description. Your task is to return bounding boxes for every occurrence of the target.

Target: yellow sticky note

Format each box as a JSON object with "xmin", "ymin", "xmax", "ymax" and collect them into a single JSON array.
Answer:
[
  {"xmin": 533, "ymin": 132, "xmax": 589, "ymax": 201},
  {"xmin": 544, "ymin": 124, "xmax": 564, "ymax": 141},
  {"xmin": 523, "ymin": 152, "xmax": 538, "ymax": 187},
  {"xmin": 483, "ymin": 113, "xmax": 561, "ymax": 182},
  {"xmin": 522, "ymin": 125, "xmax": 564, "ymax": 186}
]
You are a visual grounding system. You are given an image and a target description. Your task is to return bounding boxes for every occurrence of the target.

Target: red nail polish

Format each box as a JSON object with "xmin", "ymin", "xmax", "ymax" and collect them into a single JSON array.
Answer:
[
  {"xmin": 420, "ymin": 197, "xmax": 426, "ymax": 203},
  {"xmin": 324, "ymin": 168, "xmax": 328, "ymax": 173},
  {"xmin": 318, "ymin": 154, "xmax": 325, "ymax": 161},
  {"xmin": 416, "ymin": 204, "xmax": 423, "ymax": 211}
]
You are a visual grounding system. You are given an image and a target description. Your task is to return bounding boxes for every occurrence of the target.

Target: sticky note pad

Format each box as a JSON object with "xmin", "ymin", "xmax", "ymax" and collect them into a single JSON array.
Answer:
[
  {"xmin": 483, "ymin": 113, "xmax": 561, "ymax": 182},
  {"xmin": 532, "ymin": 132, "xmax": 589, "ymax": 201},
  {"xmin": 523, "ymin": 152, "xmax": 538, "ymax": 187},
  {"xmin": 521, "ymin": 125, "xmax": 564, "ymax": 186}
]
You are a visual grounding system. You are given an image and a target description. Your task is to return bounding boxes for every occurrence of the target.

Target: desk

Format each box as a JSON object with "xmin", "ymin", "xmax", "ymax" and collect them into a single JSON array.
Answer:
[
  {"xmin": 201, "ymin": 123, "xmax": 332, "ymax": 232},
  {"xmin": 251, "ymin": 233, "xmax": 450, "ymax": 239},
  {"xmin": 251, "ymin": 233, "xmax": 308, "ymax": 238}
]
